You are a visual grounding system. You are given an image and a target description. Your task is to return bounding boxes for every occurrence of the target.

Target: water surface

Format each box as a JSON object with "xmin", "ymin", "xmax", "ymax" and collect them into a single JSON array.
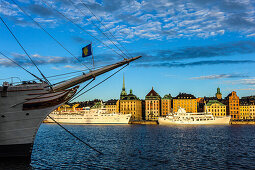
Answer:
[{"xmin": 5, "ymin": 124, "xmax": 255, "ymax": 169}]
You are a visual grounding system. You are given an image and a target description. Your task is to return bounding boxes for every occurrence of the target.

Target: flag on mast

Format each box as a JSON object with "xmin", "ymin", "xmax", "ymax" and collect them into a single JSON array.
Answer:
[{"xmin": 82, "ymin": 43, "xmax": 92, "ymax": 57}]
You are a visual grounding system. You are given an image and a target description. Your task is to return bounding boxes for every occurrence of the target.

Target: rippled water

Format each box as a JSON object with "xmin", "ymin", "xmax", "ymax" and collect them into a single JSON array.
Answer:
[{"xmin": 3, "ymin": 124, "xmax": 255, "ymax": 169}]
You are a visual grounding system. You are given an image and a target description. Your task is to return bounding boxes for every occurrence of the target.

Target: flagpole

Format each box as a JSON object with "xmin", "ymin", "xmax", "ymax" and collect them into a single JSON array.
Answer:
[{"xmin": 91, "ymin": 42, "xmax": 95, "ymax": 70}]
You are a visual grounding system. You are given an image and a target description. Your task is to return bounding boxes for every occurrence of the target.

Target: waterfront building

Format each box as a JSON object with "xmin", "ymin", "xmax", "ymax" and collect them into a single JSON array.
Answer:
[
  {"xmin": 226, "ymin": 91, "xmax": 240, "ymax": 120},
  {"xmin": 197, "ymin": 97, "xmax": 205, "ymax": 112},
  {"xmin": 249, "ymin": 103, "xmax": 255, "ymax": 119},
  {"xmin": 105, "ymin": 99, "xmax": 119, "ymax": 113},
  {"xmin": 173, "ymin": 93, "xmax": 197, "ymax": 113},
  {"xmin": 119, "ymin": 89, "xmax": 142, "ymax": 120},
  {"xmin": 239, "ymin": 102, "xmax": 250, "ymax": 120},
  {"xmin": 145, "ymin": 87, "xmax": 161, "ymax": 120},
  {"xmin": 57, "ymin": 103, "xmax": 79, "ymax": 111},
  {"xmin": 119, "ymin": 75, "xmax": 142, "ymax": 120},
  {"xmin": 215, "ymin": 87, "xmax": 222, "ymax": 100},
  {"xmin": 161, "ymin": 94, "xmax": 172, "ymax": 116},
  {"xmin": 206, "ymin": 100, "xmax": 226, "ymax": 116}
]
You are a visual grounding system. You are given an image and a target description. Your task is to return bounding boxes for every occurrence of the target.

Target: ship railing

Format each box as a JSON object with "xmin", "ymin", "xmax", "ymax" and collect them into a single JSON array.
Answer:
[{"xmin": 0, "ymin": 77, "xmax": 23, "ymax": 85}]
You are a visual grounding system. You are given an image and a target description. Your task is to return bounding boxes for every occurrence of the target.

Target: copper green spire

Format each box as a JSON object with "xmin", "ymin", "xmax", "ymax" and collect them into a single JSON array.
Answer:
[
  {"xmin": 120, "ymin": 73, "xmax": 127, "ymax": 99},
  {"xmin": 217, "ymin": 87, "xmax": 221, "ymax": 94},
  {"xmin": 122, "ymin": 73, "xmax": 125, "ymax": 91}
]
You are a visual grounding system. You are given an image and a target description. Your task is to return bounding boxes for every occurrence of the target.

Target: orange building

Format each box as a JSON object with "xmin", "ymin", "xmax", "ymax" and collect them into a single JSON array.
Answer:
[
  {"xmin": 145, "ymin": 87, "xmax": 161, "ymax": 120},
  {"xmin": 173, "ymin": 93, "xmax": 197, "ymax": 113},
  {"xmin": 161, "ymin": 94, "xmax": 172, "ymax": 116},
  {"xmin": 226, "ymin": 91, "xmax": 240, "ymax": 120}
]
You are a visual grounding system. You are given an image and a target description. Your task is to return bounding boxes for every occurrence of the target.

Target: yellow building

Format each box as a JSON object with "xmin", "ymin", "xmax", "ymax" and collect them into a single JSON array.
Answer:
[
  {"xmin": 119, "ymin": 75, "xmax": 142, "ymax": 120},
  {"xmin": 173, "ymin": 93, "xmax": 197, "ymax": 113},
  {"xmin": 57, "ymin": 103, "xmax": 79, "ymax": 111},
  {"xmin": 145, "ymin": 87, "xmax": 161, "ymax": 120},
  {"xmin": 161, "ymin": 94, "xmax": 172, "ymax": 116},
  {"xmin": 226, "ymin": 91, "xmax": 240, "ymax": 120},
  {"xmin": 206, "ymin": 100, "xmax": 226, "ymax": 116},
  {"xmin": 240, "ymin": 104, "xmax": 250, "ymax": 120},
  {"xmin": 105, "ymin": 99, "xmax": 119, "ymax": 113},
  {"xmin": 249, "ymin": 104, "xmax": 255, "ymax": 119},
  {"xmin": 119, "ymin": 89, "xmax": 142, "ymax": 120}
]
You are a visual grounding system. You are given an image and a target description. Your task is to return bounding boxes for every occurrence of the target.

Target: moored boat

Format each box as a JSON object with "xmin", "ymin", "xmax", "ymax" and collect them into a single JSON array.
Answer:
[
  {"xmin": 44, "ymin": 106, "xmax": 131, "ymax": 124},
  {"xmin": 158, "ymin": 107, "xmax": 231, "ymax": 125}
]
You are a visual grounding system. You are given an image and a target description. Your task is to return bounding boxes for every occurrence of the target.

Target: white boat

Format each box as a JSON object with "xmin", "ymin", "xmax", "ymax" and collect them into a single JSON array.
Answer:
[
  {"xmin": 158, "ymin": 107, "xmax": 231, "ymax": 125},
  {"xmin": 44, "ymin": 107, "xmax": 131, "ymax": 124}
]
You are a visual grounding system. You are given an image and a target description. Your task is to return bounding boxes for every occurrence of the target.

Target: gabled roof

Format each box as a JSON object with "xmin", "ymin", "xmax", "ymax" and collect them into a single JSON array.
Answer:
[
  {"xmin": 145, "ymin": 87, "xmax": 161, "ymax": 100},
  {"xmin": 162, "ymin": 94, "xmax": 172, "ymax": 99}
]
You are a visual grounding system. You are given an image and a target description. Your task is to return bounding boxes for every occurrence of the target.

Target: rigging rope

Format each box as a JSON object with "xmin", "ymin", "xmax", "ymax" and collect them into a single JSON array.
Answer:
[
  {"xmin": 71, "ymin": 78, "xmax": 95, "ymax": 99},
  {"xmin": 0, "ymin": 16, "xmax": 51, "ymax": 86},
  {"xmin": 0, "ymin": 51, "xmax": 43, "ymax": 82},
  {"xmin": 47, "ymin": 115, "xmax": 103, "ymax": 155},
  {"xmin": 67, "ymin": 0, "xmax": 129, "ymax": 59},
  {"xmin": 41, "ymin": 0, "xmax": 126, "ymax": 60},
  {"xmin": 79, "ymin": 0, "xmax": 133, "ymax": 58},
  {"xmin": 69, "ymin": 64, "xmax": 128, "ymax": 102},
  {"xmin": 10, "ymin": 0, "xmax": 92, "ymax": 72}
]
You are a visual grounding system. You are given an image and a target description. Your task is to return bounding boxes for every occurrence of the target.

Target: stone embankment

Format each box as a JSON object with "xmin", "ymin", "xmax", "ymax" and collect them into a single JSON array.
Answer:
[
  {"xmin": 230, "ymin": 120, "xmax": 255, "ymax": 125},
  {"xmin": 129, "ymin": 120, "xmax": 158, "ymax": 125}
]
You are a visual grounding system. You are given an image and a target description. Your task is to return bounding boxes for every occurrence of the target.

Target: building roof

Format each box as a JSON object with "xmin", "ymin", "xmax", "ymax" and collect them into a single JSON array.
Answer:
[
  {"xmin": 225, "ymin": 91, "xmax": 238, "ymax": 100},
  {"xmin": 239, "ymin": 99, "xmax": 251, "ymax": 106},
  {"xmin": 173, "ymin": 93, "xmax": 196, "ymax": 99},
  {"xmin": 105, "ymin": 99, "xmax": 118, "ymax": 105},
  {"xmin": 206, "ymin": 100, "xmax": 225, "ymax": 106},
  {"xmin": 145, "ymin": 87, "xmax": 161, "ymax": 100},
  {"xmin": 121, "ymin": 89, "xmax": 139, "ymax": 100},
  {"xmin": 162, "ymin": 94, "xmax": 172, "ymax": 99}
]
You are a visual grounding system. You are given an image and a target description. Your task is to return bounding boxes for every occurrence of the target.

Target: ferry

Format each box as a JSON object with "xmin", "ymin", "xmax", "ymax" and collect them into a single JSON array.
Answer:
[
  {"xmin": 44, "ymin": 107, "xmax": 131, "ymax": 124},
  {"xmin": 158, "ymin": 107, "xmax": 231, "ymax": 125}
]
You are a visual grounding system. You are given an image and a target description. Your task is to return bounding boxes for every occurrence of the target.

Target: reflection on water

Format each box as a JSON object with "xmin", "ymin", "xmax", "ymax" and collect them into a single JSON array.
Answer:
[{"xmin": 3, "ymin": 124, "xmax": 255, "ymax": 169}]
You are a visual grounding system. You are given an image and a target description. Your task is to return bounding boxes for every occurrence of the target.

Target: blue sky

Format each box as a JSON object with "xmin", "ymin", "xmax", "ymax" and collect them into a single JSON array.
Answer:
[{"xmin": 1, "ymin": 0, "xmax": 255, "ymax": 101}]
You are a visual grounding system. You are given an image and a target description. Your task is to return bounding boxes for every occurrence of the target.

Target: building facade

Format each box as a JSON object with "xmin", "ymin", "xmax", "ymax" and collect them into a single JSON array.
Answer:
[
  {"xmin": 119, "ymin": 89, "xmax": 142, "ymax": 120},
  {"xmin": 119, "ymin": 75, "xmax": 142, "ymax": 120},
  {"xmin": 249, "ymin": 104, "xmax": 255, "ymax": 119},
  {"xmin": 105, "ymin": 99, "xmax": 119, "ymax": 113},
  {"xmin": 206, "ymin": 100, "xmax": 226, "ymax": 116},
  {"xmin": 145, "ymin": 87, "xmax": 161, "ymax": 120},
  {"xmin": 173, "ymin": 93, "xmax": 197, "ymax": 113},
  {"xmin": 161, "ymin": 94, "xmax": 172, "ymax": 116},
  {"xmin": 226, "ymin": 91, "xmax": 240, "ymax": 120}
]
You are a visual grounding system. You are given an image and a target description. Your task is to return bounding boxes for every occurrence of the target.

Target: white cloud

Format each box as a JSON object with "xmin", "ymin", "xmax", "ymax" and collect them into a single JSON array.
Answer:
[{"xmin": 1, "ymin": 0, "xmax": 255, "ymax": 42}]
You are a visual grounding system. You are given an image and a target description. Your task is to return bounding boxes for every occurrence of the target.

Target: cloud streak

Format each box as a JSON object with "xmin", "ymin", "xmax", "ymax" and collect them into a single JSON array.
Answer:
[
  {"xmin": 191, "ymin": 74, "xmax": 249, "ymax": 80},
  {"xmin": 139, "ymin": 41, "xmax": 255, "ymax": 63},
  {"xmin": 136, "ymin": 60, "xmax": 255, "ymax": 68}
]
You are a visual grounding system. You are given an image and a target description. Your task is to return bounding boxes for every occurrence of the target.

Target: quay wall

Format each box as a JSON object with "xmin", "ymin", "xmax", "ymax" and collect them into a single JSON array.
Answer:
[
  {"xmin": 230, "ymin": 120, "xmax": 255, "ymax": 125},
  {"xmin": 129, "ymin": 120, "xmax": 158, "ymax": 125}
]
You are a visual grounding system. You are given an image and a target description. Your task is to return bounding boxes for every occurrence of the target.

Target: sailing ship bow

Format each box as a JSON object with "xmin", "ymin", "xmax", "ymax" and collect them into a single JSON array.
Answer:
[{"xmin": 52, "ymin": 56, "xmax": 141, "ymax": 92}]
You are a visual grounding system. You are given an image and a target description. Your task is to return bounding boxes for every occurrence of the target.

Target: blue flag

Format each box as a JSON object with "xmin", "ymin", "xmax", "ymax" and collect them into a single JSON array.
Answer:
[{"xmin": 82, "ymin": 44, "xmax": 92, "ymax": 57}]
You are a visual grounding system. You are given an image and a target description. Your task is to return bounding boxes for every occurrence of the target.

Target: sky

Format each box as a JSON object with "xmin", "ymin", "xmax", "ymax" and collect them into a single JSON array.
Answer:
[{"xmin": 0, "ymin": 0, "xmax": 255, "ymax": 101}]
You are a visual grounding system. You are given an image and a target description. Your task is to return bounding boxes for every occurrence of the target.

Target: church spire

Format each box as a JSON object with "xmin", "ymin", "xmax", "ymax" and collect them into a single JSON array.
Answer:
[
  {"xmin": 122, "ymin": 73, "xmax": 125, "ymax": 91},
  {"xmin": 120, "ymin": 73, "xmax": 127, "ymax": 99}
]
